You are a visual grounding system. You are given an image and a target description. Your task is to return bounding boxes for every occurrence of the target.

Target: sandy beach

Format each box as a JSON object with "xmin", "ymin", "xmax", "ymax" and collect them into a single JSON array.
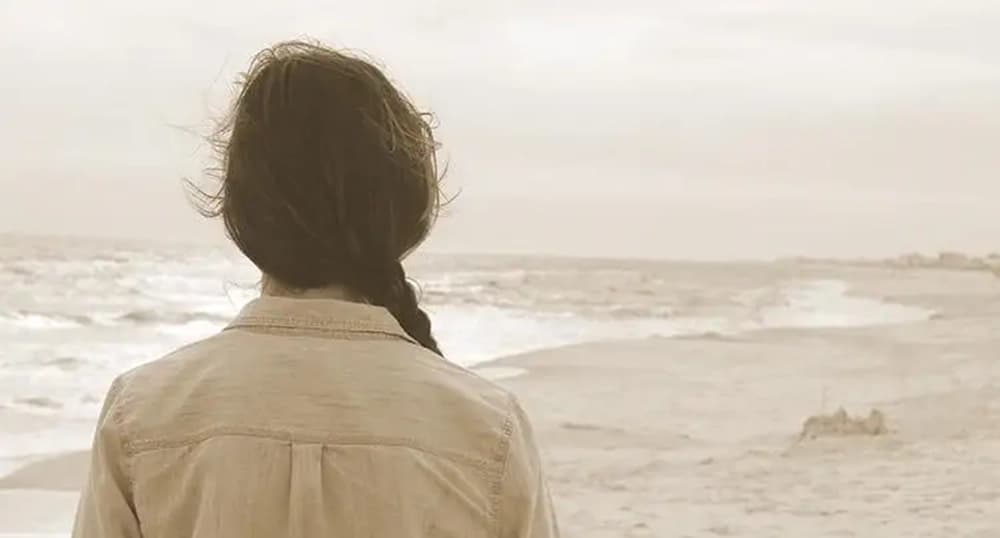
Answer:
[
  {"xmin": 496, "ymin": 325, "xmax": 1000, "ymax": 537},
  {"xmin": 3, "ymin": 270, "xmax": 999, "ymax": 537},
  {"xmin": 4, "ymin": 330, "xmax": 999, "ymax": 535}
]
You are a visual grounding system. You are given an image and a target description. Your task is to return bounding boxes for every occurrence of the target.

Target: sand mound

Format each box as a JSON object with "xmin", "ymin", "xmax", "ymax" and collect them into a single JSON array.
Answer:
[{"xmin": 799, "ymin": 408, "xmax": 888, "ymax": 440}]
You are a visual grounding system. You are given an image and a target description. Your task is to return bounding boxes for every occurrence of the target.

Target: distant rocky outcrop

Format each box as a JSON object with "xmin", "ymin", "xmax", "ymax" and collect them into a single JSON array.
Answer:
[
  {"xmin": 788, "ymin": 252, "xmax": 1000, "ymax": 275},
  {"xmin": 887, "ymin": 252, "xmax": 1000, "ymax": 273}
]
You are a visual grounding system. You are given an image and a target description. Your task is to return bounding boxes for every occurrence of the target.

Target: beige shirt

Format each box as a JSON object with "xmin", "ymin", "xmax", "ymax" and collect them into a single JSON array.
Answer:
[{"xmin": 73, "ymin": 296, "xmax": 558, "ymax": 538}]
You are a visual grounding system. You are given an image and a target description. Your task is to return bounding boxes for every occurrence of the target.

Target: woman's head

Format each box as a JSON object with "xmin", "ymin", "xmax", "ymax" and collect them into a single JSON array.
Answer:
[{"xmin": 192, "ymin": 40, "xmax": 443, "ymax": 355}]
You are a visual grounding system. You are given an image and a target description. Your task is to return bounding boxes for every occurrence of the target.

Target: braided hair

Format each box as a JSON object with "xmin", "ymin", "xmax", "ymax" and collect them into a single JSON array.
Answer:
[
  {"xmin": 353, "ymin": 260, "xmax": 440, "ymax": 354},
  {"xmin": 189, "ymin": 40, "xmax": 444, "ymax": 355}
]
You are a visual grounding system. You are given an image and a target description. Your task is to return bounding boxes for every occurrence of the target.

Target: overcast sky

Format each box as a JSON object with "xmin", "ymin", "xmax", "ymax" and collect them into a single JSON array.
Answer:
[{"xmin": 1, "ymin": 0, "xmax": 998, "ymax": 259}]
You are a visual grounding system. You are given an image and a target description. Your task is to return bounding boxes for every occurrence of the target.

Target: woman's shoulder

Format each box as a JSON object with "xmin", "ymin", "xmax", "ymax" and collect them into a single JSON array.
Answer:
[{"xmin": 108, "ymin": 331, "xmax": 523, "ymax": 461}]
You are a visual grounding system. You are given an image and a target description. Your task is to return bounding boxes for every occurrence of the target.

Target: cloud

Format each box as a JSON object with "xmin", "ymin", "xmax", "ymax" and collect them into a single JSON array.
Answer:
[{"xmin": 1, "ymin": 0, "xmax": 998, "ymax": 256}]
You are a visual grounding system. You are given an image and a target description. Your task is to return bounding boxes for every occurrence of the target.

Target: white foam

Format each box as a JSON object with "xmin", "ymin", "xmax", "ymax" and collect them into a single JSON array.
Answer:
[
  {"xmin": 745, "ymin": 280, "xmax": 935, "ymax": 329},
  {"xmin": 0, "ymin": 342, "xmax": 168, "ymax": 423},
  {"xmin": 0, "ymin": 313, "xmax": 81, "ymax": 331},
  {"xmin": 157, "ymin": 320, "xmax": 227, "ymax": 341},
  {"xmin": 0, "ymin": 531, "xmax": 70, "ymax": 538},
  {"xmin": 429, "ymin": 279, "xmax": 933, "ymax": 366},
  {"xmin": 426, "ymin": 304, "xmax": 730, "ymax": 366},
  {"xmin": 0, "ymin": 533, "xmax": 70, "ymax": 538}
]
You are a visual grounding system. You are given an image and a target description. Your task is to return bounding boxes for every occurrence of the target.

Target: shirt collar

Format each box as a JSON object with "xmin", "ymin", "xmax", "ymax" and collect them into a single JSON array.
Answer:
[{"xmin": 225, "ymin": 295, "xmax": 418, "ymax": 345}]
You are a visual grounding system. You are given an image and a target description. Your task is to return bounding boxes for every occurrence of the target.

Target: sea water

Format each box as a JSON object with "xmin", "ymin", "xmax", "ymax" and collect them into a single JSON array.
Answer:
[{"xmin": 0, "ymin": 235, "xmax": 935, "ymax": 472}]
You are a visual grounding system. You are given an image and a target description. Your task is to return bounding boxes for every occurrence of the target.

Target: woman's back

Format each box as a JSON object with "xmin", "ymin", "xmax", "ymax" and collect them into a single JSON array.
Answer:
[
  {"xmin": 75, "ymin": 296, "xmax": 554, "ymax": 537},
  {"xmin": 71, "ymin": 40, "xmax": 558, "ymax": 537}
]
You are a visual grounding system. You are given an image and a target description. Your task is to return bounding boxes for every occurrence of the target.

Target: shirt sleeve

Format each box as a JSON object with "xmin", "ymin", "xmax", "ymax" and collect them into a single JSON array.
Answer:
[
  {"xmin": 497, "ymin": 398, "xmax": 560, "ymax": 538},
  {"xmin": 72, "ymin": 376, "xmax": 142, "ymax": 538}
]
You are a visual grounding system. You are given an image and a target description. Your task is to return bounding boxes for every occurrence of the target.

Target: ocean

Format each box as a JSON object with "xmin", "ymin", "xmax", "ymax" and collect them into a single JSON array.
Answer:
[{"xmin": 0, "ymin": 234, "xmax": 938, "ymax": 475}]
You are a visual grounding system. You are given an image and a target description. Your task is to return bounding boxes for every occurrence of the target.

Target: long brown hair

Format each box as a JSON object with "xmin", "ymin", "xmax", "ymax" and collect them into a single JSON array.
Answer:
[{"xmin": 190, "ymin": 40, "xmax": 444, "ymax": 355}]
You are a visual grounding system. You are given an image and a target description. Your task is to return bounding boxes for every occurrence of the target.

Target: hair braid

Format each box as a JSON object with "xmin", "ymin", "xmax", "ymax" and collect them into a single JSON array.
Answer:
[{"xmin": 357, "ymin": 260, "xmax": 442, "ymax": 356}]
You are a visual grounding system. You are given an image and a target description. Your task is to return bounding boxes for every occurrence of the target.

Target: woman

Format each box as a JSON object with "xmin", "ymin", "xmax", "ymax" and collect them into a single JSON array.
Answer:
[{"xmin": 73, "ymin": 41, "xmax": 558, "ymax": 538}]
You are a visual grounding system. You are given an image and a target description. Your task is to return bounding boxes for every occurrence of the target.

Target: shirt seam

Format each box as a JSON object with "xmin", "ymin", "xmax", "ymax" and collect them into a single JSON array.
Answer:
[
  {"xmin": 109, "ymin": 377, "xmax": 137, "ymax": 501},
  {"xmin": 226, "ymin": 318, "xmax": 418, "ymax": 345},
  {"xmin": 231, "ymin": 313, "xmax": 404, "ymax": 331},
  {"xmin": 490, "ymin": 395, "xmax": 518, "ymax": 538},
  {"xmin": 224, "ymin": 322, "xmax": 412, "ymax": 342},
  {"xmin": 123, "ymin": 428, "xmax": 493, "ymax": 472}
]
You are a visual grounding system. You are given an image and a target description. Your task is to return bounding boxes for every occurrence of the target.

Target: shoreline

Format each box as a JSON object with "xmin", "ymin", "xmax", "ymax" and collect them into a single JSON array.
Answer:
[
  {"xmin": 0, "ymin": 315, "xmax": 947, "ymax": 490},
  {"xmin": 0, "ymin": 330, "xmax": 739, "ymax": 492},
  {"xmin": 0, "ymin": 310, "xmax": 971, "ymax": 489},
  {"xmin": 3, "ymin": 311, "xmax": 999, "ymax": 535},
  {"xmin": 0, "ymin": 451, "xmax": 90, "ymax": 492}
]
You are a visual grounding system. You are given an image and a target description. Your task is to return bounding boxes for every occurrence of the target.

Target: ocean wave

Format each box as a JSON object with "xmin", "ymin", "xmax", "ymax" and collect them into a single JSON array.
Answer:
[
  {"xmin": 741, "ymin": 280, "xmax": 935, "ymax": 329},
  {"xmin": 1, "ymin": 307, "xmax": 234, "ymax": 331},
  {"xmin": 115, "ymin": 309, "xmax": 233, "ymax": 326},
  {"xmin": 427, "ymin": 305, "xmax": 729, "ymax": 365},
  {"xmin": 2, "ymin": 263, "xmax": 38, "ymax": 277},
  {"xmin": 12, "ymin": 396, "xmax": 64, "ymax": 410},
  {"xmin": 598, "ymin": 304, "xmax": 675, "ymax": 318},
  {"xmin": 0, "ymin": 311, "xmax": 89, "ymax": 330},
  {"xmin": 428, "ymin": 279, "xmax": 934, "ymax": 365},
  {"xmin": 41, "ymin": 356, "xmax": 87, "ymax": 371}
]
